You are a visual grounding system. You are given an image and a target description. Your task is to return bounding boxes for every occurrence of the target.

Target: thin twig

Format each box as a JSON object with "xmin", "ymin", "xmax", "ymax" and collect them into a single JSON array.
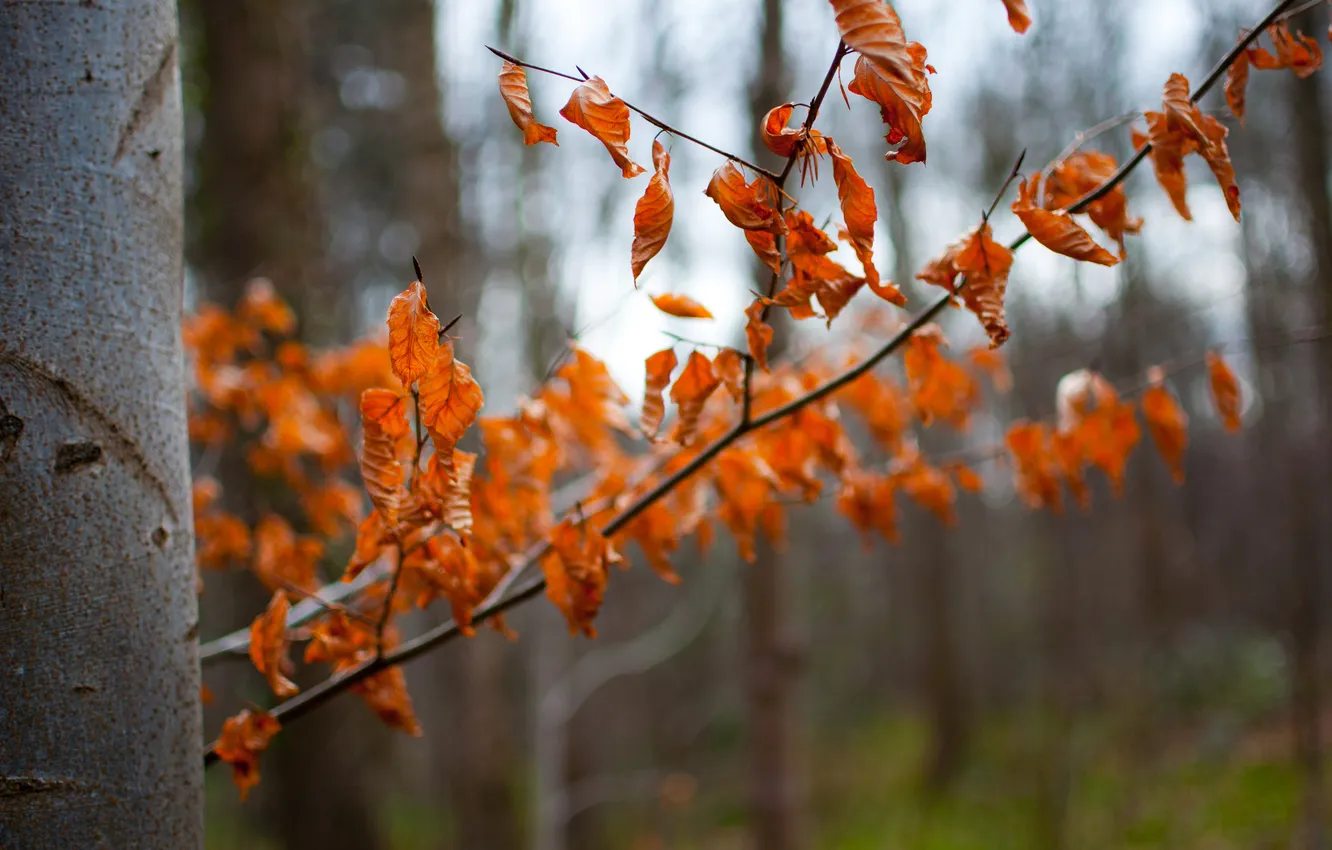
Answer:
[
  {"xmin": 1040, "ymin": 111, "xmax": 1141, "ymax": 183},
  {"xmin": 982, "ymin": 149, "xmax": 1027, "ymax": 222},
  {"xmin": 204, "ymin": 1, "xmax": 1294, "ymax": 768},
  {"xmin": 487, "ymin": 45, "xmax": 779, "ymax": 180}
]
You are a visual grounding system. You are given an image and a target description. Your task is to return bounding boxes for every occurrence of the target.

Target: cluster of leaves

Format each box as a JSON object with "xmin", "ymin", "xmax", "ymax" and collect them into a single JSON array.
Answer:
[{"xmin": 195, "ymin": 0, "xmax": 1324, "ymax": 797}]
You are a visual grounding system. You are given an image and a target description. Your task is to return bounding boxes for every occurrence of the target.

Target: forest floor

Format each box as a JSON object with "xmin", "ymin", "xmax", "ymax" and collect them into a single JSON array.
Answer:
[{"xmin": 205, "ymin": 702, "xmax": 1318, "ymax": 849}]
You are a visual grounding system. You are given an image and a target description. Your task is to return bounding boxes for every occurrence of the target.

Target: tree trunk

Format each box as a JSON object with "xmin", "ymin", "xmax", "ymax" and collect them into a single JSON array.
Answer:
[
  {"xmin": 0, "ymin": 2, "xmax": 203, "ymax": 846},
  {"xmin": 188, "ymin": 2, "xmax": 387, "ymax": 847},
  {"xmin": 1286, "ymin": 26, "xmax": 1329, "ymax": 846},
  {"xmin": 741, "ymin": 1, "xmax": 809, "ymax": 848}
]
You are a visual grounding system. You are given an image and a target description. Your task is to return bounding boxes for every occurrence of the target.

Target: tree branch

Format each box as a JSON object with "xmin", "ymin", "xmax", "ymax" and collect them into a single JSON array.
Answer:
[
  {"xmin": 486, "ymin": 45, "xmax": 779, "ymax": 180},
  {"xmin": 204, "ymin": 0, "xmax": 1293, "ymax": 768}
]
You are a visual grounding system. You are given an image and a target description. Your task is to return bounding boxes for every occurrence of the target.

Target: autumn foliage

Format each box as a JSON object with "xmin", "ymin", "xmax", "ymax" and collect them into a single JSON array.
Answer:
[{"xmin": 193, "ymin": 0, "xmax": 1311, "ymax": 795}]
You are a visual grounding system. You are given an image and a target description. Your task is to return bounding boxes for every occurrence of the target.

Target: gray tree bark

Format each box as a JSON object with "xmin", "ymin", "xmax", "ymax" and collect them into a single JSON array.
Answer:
[{"xmin": 0, "ymin": 1, "xmax": 203, "ymax": 847}]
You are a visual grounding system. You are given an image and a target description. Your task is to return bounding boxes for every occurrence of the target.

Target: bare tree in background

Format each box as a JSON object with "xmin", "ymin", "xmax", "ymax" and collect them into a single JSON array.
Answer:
[
  {"xmin": 186, "ymin": 3, "xmax": 388, "ymax": 848},
  {"xmin": 0, "ymin": 1, "xmax": 202, "ymax": 846}
]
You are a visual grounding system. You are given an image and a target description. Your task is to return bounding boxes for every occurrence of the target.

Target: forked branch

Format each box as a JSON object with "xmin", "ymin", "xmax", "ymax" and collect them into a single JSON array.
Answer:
[{"xmin": 203, "ymin": 0, "xmax": 1297, "ymax": 768}]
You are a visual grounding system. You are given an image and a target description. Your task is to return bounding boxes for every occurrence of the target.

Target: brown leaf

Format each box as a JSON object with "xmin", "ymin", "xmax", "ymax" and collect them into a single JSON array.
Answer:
[
  {"xmin": 1011, "ymin": 177, "xmax": 1118, "ymax": 266},
  {"xmin": 1207, "ymin": 350, "xmax": 1242, "ymax": 431},
  {"xmin": 631, "ymin": 140, "xmax": 674, "ymax": 281},
  {"xmin": 640, "ymin": 348, "xmax": 678, "ymax": 439},
  {"xmin": 1000, "ymin": 0, "xmax": 1031, "ymax": 33},
  {"xmin": 917, "ymin": 223, "xmax": 1015, "ymax": 347},
  {"xmin": 418, "ymin": 342, "xmax": 484, "ymax": 479},
  {"xmin": 215, "ymin": 709, "xmax": 281, "ymax": 800},
  {"xmin": 842, "ymin": 10, "xmax": 933, "ymax": 165},
  {"xmin": 498, "ymin": 61, "xmax": 559, "ymax": 145},
  {"xmin": 1044, "ymin": 151, "xmax": 1142, "ymax": 256},
  {"xmin": 745, "ymin": 300, "xmax": 774, "ymax": 373},
  {"xmin": 670, "ymin": 350, "xmax": 722, "ymax": 445},
  {"xmin": 704, "ymin": 161, "xmax": 786, "ymax": 234},
  {"xmin": 559, "ymin": 76, "xmax": 644, "ymax": 178},
  {"xmin": 1141, "ymin": 368, "xmax": 1188, "ymax": 483},
  {"xmin": 1225, "ymin": 50, "xmax": 1249, "ymax": 124},
  {"xmin": 827, "ymin": 138, "xmax": 905, "ymax": 305},
  {"xmin": 745, "ymin": 230, "xmax": 784, "ymax": 277},
  {"xmin": 360, "ymin": 390, "xmax": 405, "ymax": 527},
  {"xmin": 713, "ymin": 348, "xmax": 746, "ymax": 402},
  {"xmin": 544, "ymin": 519, "xmax": 623, "ymax": 637},
  {"xmin": 761, "ymin": 102, "xmax": 803, "ymax": 157},
  {"xmin": 1135, "ymin": 73, "xmax": 1240, "ymax": 222},
  {"xmin": 249, "ymin": 590, "xmax": 299, "ymax": 697},
  {"xmin": 386, "ymin": 281, "xmax": 440, "ymax": 387},
  {"xmin": 651, "ymin": 293, "xmax": 714, "ymax": 319}
]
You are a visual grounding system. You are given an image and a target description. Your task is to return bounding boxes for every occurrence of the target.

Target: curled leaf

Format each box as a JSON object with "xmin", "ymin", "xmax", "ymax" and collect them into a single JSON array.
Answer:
[
  {"xmin": 827, "ymin": 138, "xmax": 905, "ymax": 305},
  {"xmin": 249, "ymin": 590, "xmax": 299, "ymax": 697},
  {"xmin": 1225, "ymin": 50, "xmax": 1250, "ymax": 124},
  {"xmin": 498, "ymin": 61, "xmax": 558, "ymax": 145},
  {"xmin": 1134, "ymin": 73, "xmax": 1240, "ymax": 222},
  {"xmin": 713, "ymin": 347, "xmax": 746, "ymax": 402},
  {"xmin": 651, "ymin": 293, "xmax": 714, "ymax": 320},
  {"xmin": 216, "ymin": 709, "xmax": 281, "ymax": 800},
  {"xmin": 670, "ymin": 350, "xmax": 722, "ymax": 445},
  {"xmin": 360, "ymin": 389, "xmax": 406, "ymax": 527},
  {"xmin": 559, "ymin": 76, "xmax": 644, "ymax": 178},
  {"xmin": 1045, "ymin": 151, "xmax": 1142, "ymax": 257},
  {"xmin": 640, "ymin": 348, "xmax": 678, "ymax": 439},
  {"xmin": 418, "ymin": 342, "xmax": 485, "ymax": 479},
  {"xmin": 1000, "ymin": 0, "xmax": 1031, "ymax": 33},
  {"xmin": 1011, "ymin": 177, "xmax": 1118, "ymax": 266},
  {"xmin": 631, "ymin": 140, "xmax": 674, "ymax": 281},
  {"xmin": 704, "ymin": 161, "xmax": 786, "ymax": 234},
  {"xmin": 833, "ymin": 0, "xmax": 933, "ymax": 166},
  {"xmin": 917, "ymin": 222, "xmax": 1015, "ymax": 347},
  {"xmin": 1141, "ymin": 368, "xmax": 1189, "ymax": 483},
  {"xmin": 544, "ymin": 519, "xmax": 623, "ymax": 637},
  {"xmin": 745, "ymin": 300, "xmax": 774, "ymax": 373},
  {"xmin": 1207, "ymin": 351, "xmax": 1242, "ymax": 431},
  {"xmin": 386, "ymin": 281, "xmax": 440, "ymax": 387},
  {"xmin": 761, "ymin": 102, "xmax": 806, "ymax": 158}
]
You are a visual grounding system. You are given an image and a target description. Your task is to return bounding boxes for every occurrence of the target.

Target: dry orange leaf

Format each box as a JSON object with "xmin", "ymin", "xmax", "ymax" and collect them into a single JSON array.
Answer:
[
  {"xmin": 1011, "ymin": 177, "xmax": 1118, "ymax": 266},
  {"xmin": 249, "ymin": 590, "xmax": 299, "ymax": 698},
  {"xmin": 745, "ymin": 230, "xmax": 783, "ymax": 277},
  {"xmin": 215, "ymin": 709, "xmax": 281, "ymax": 800},
  {"xmin": 670, "ymin": 350, "xmax": 722, "ymax": 445},
  {"xmin": 631, "ymin": 140, "xmax": 674, "ymax": 281},
  {"xmin": 1207, "ymin": 350, "xmax": 1242, "ymax": 431},
  {"xmin": 713, "ymin": 348, "xmax": 746, "ymax": 402},
  {"xmin": 443, "ymin": 449, "xmax": 476, "ymax": 534},
  {"xmin": 827, "ymin": 138, "xmax": 905, "ymax": 306},
  {"xmin": 1000, "ymin": 0, "xmax": 1031, "ymax": 33},
  {"xmin": 640, "ymin": 348, "xmax": 678, "ymax": 439},
  {"xmin": 704, "ymin": 161, "xmax": 786, "ymax": 235},
  {"xmin": 1044, "ymin": 151, "xmax": 1142, "ymax": 256},
  {"xmin": 745, "ymin": 300, "xmax": 774, "ymax": 373},
  {"xmin": 917, "ymin": 222, "xmax": 1015, "ymax": 348},
  {"xmin": 1006, "ymin": 421, "xmax": 1063, "ymax": 512},
  {"xmin": 355, "ymin": 665, "xmax": 423, "ymax": 736},
  {"xmin": 651, "ymin": 293, "xmax": 714, "ymax": 320},
  {"xmin": 559, "ymin": 76, "xmax": 644, "ymax": 178},
  {"xmin": 418, "ymin": 342, "xmax": 484, "ymax": 479},
  {"xmin": 1141, "ymin": 368, "xmax": 1189, "ymax": 484},
  {"xmin": 761, "ymin": 102, "xmax": 803, "ymax": 157},
  {"xmin": 837, "ymin": 0, "xmax": 934, "ymax": 167},
  {"xmin": 360, "ymin": 389, "xmax": 405, "ymax": 528},
  {"xmin": 1225, "ymin": 51, "xmax": 1250, "ymax": 124},
  {"xmin": 386, "ymin": 281, "xmax": 440, "ymax": 387},
  {"xmin": 904, "ymin": 324, "xmax": 979, "ymax": 428},
  {"xmin": 544, "ymin": 519, "xmax": 622, "ymax": 637},
  {"xmin": 1247, "ymin": 22, "xmax": 1323, "ymax": 77},
  {"xmin": 967, "ymin": 346, "xmax": 1012, "ymax": 392},
  {"xmin": 498, "ymin": 61, "xmax": 559, "ymax": 146},
  {"xmin": 1133, "ymin": 73, "xmax": 1240, "ymax": 222}
]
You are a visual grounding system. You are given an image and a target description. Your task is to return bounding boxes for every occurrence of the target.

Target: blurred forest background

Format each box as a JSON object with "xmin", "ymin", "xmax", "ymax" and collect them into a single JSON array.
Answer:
[{"xmin": 189, "ymin": 0, "xmax": 1332, "ymax": 847}]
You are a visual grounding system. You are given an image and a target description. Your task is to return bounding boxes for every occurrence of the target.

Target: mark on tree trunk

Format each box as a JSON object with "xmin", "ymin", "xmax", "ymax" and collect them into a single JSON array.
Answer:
[
  {"xmin": 112, "ymin": 41, "xmax": 177, "ymax": 165},
  {"xmin": 0, "ymin": 398, "xmax": 22, "ymax": 465},
  {"xmin": 55, "ymin": 441, "xmax": 102, "ymax": 473},
  {"xmin": 0, "ymin": 350, "xmax": 179, "ymax": 520}
]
